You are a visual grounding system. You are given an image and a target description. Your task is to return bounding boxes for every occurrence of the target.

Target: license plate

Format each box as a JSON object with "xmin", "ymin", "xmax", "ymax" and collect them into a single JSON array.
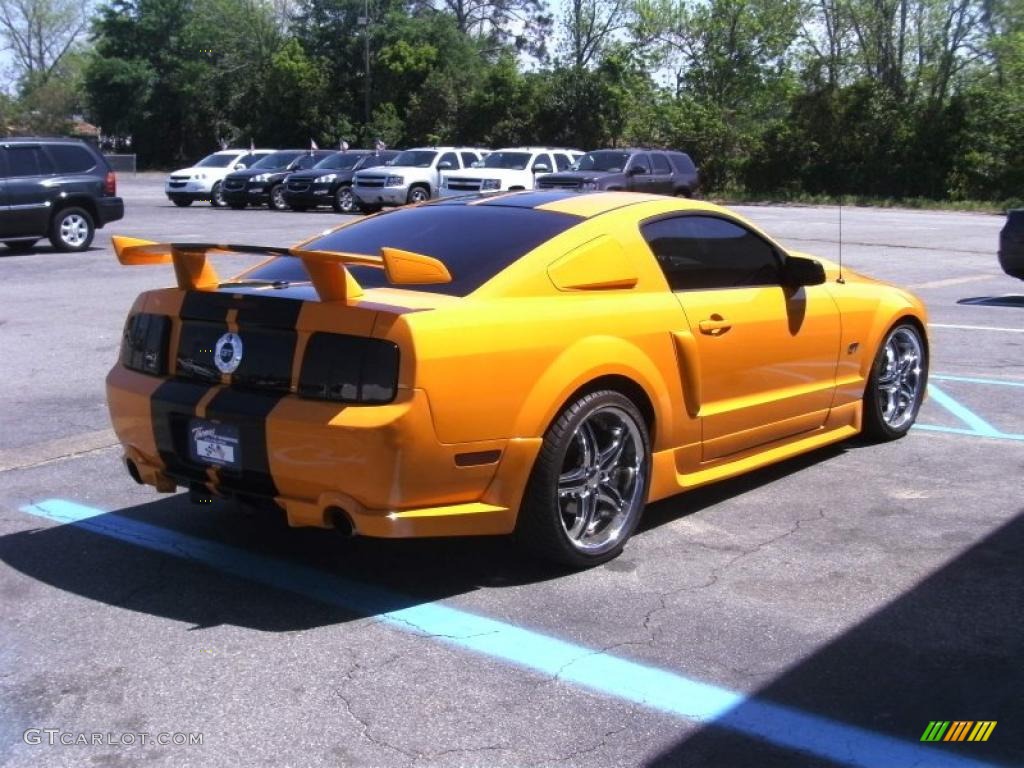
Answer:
[{"xmin": 189, "ymin": 419, "xmax": 241, "ymax": 470}]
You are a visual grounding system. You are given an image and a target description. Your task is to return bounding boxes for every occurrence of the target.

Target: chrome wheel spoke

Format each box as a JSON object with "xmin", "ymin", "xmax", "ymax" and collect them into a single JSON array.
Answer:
[{"xmin": 876, "ymin": 327, "xmax": 924, "ymax": 429}]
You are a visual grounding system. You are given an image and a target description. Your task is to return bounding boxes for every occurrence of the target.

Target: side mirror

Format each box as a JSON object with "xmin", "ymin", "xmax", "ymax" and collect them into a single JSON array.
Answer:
[
  {"xmin": 233, "ymin": 163, "xmax": 245, "ymax": 170},
  {"xmin": 438, "ymin": 160, "xmax": 454, "ymax": 170},
  {"xmin": 471, "ymin": 161, "xmax": 483, "ymax": 168},
  {"xmin": 783, "ymin": 255, "xmax": 826, "ymax": 287},
  {"xmin": 627, "ymin": 166, "xmax": 647, "ymax": 176},
  {"xmin": 533, "ymin": 163, "xmax": 551, "ymax": 173}
]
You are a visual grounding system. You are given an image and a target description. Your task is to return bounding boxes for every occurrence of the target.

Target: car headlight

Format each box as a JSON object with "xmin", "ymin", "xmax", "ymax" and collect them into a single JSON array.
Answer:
[
  {"xmin": 384, "ymin": 175, "xmax": 404, "ymax": 187},
  {"xmin": 315, "ymin": 174, "xmax": 337, "ymax": 183},
  {"xmin": 252, "ymin": 173, "xmax": 271, "ymax": 182},
  {"xmin": 581, "ymin": 181, "xmax": 599, "ymax": 190},
  {"xmin": 480, "ymin": 179, "xmax": 501, "ymax": 191}
]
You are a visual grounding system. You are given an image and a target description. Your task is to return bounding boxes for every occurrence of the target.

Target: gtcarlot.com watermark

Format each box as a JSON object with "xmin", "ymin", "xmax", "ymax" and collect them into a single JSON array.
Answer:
[{"xmin": 24, "ymin": 729, "xmax": 203, "ymax": 747}]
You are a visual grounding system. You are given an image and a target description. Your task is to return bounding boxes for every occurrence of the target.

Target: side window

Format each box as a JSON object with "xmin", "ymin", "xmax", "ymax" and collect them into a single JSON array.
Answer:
[
  {"xmin": 238, "ymin": 153, "xmax": 262, "ymax": 168},
  {"xmin": 296, "ymin": 154, "xmax": 319, "ymax": 170},
  {"xmin": 554, "ymin": 153, "xmax": 572, "ymax": 171},
  {"xmin": 629, "ymin": 153, "xmax": 651, "ymax": 174},
  {"xmin": 532, "ymin": 153, "xmax": 553, "ymax": 172},
  {"xmin": 641, "ymin": 215, "xmax": 782, "ymax": 291},
  {"xmin": 439, "ymin": 152, "xmax": 459, "ymax": 169},
  {"xmin": 651, "ymin": 153, "xmax": 672, "ymax": 175},
  {"xmin": 460, "ymin": 151, "xmax": 478, "ymax": 167},
  {"xmin": 7, "ymin": 146, "xmax": 52, "ymax": 177},
  {"xmin": 45, "ymin": 144, "xmax": 97, "ymax": 173}
]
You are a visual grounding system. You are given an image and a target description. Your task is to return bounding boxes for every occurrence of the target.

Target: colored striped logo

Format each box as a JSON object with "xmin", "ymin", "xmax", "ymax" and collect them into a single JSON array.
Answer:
[{"xmin": 921, "ymin": 721, "xmax": 997, "ymax": 742}]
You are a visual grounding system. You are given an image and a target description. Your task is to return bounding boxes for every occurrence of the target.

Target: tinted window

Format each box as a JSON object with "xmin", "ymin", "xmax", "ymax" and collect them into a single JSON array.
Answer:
[
  {"xmin": 641, "ymin": 215, "xmax": 781, "ymax": 290},
  {"xmin": 315, "ymin": 153, "xmax": 364, "ymax": 170},
  {"xmin": 532, "ymin": 154, "xmax": 554, "ymax": 171},
  {"xmin": 244, "ymin": 205, "xmax": 579, "ymax": 297},
  {"xmin": 574, "ymin": 151, "xmax": 631, "ymax": 172},
  {"xmin": 554, "ymin": 153, "xmax": 573, "ymax": 170},
  {"xmin": 460, "ymin": 151, "xmax": 479, "ymax": 167},
  {"xmin": 438, "ymin": 152, "xmax": 459, "ymax": 169},
  {"xmin": 46, "ymin": 144, "xmax": 97, "ymax": 173},
  {"xmin": 668, "ymin": 152, "xmax": 696, "ymax": 175},
  {"xmin": 237, "ymin": 152, "xmax": 269, "ymax": 168},
  {"xmin": 357, "ymin": 152, "xmax": 394, "ymax": 170},
  {"xmin": 6, "ymin": 146, "xmax": 52, "ymax": 176},
  {"xmin": 392, "ymin": 150, "xmax": 437, "ymax": 167},
  {"xmin": 291, "ymin": 153, "xmax": 323, "ymax": 170},
  {"xmin": 651, "ymin": 153, "xmax": 672, "ymax": 174},
  {"xmin": 483, "ymin": 151, "xmax": 531, "ymax": 170},
  {"xmin": 630, "ymin": 153, "xmax": 651, "ymax": 173},
  {"xmin": 195, "ymin": 153, "xmax": 236, "ymax": 168},
  {"xmin": 251, "ymin": 151, "xmax": 303, "ymax": 169}
]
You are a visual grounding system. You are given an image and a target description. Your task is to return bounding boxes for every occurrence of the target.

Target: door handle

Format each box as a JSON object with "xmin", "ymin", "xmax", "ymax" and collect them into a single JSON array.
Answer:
[{"xmin": 698, "ymin": 316, "xmax": 731, "ymax": 335}]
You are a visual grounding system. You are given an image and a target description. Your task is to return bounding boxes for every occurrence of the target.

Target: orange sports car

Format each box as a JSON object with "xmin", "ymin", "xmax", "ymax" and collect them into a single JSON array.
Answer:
[{"xmin": 107, "ymin": 191, "xmax": 928, "ymax": 567}]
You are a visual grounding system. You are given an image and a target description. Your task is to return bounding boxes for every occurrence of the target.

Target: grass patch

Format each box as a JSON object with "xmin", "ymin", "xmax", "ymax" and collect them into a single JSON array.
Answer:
[{"xmin": 711, "ymin": 190, "xmax": 1018, "ymax": 214}]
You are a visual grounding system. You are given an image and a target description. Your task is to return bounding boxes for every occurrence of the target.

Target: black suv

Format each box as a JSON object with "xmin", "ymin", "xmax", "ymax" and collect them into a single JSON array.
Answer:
[
  {"xmin": 284, "ymin": 149, "xmax": 399, "ymax": 213},
  {"xmin": 221, "ymin": 150, "xmax": 335, "ymax": 211},
  {"xmin": 1, "ymin": 137, "xmax": 124, "ymax": 252},
  {"xmin": 536, "ymin": 149, "xmax": 699, "ymax": 197}
]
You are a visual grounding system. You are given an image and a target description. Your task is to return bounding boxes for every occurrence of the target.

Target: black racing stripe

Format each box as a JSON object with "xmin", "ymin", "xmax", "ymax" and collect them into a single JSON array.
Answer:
[
  {"xmin": 202, "ymin": 388, "xmax": 285, "ymax": 498},
  {"xmin": 151, "ymin": 379, "xmax": 213, "ymax": 486},
  {"xmin": 180, "ymin": 290, "xmax": 303, "ymax": 328}
]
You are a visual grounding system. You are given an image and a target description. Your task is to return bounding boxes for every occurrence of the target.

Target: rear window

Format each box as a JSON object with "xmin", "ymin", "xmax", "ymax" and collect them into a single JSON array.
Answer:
[
  {"xmin": 46, "ymin": 144, "xmax": 98, "ymax": 173},
  {"xmin": 245, "ymin": 205, "xmax": 580, "ymax": 296}
]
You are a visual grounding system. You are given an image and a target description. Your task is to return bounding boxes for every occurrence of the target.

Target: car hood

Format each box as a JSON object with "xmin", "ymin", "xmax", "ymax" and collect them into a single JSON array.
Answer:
[
  {"xmin": 358, "ymin": 165, "xmax": 431, "ymax": 176},
  {"xmin": 288, "ymin": 169, "xmax": 357, "ymax": 182}
]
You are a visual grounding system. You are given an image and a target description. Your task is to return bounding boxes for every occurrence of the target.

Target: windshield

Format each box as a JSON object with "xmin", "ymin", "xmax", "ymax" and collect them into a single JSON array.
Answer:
[
  {"xmin": 483, "ymin": 152, "xmax": 532, "ymax": 170},
  {"xmin": 195, "ymin": 153, "xmax": 236, "ymax": 168},
  {"xmin": 242, "ymin": 204, "xmax": 579, "ymax": 297},
  {"xmin": 314, "ymin": 153, "xmax": 364, "ymax": 171},
  {"xmin": 251, "ymin": 151, "xmax": 303, "ymax": 169},
  {"xmin": 573, "ymin": 151, "xmax": 631, "ymax": 173},
  {"xmin": 390, "ymin": 150, "xmax": 437, "ymax": 168}
]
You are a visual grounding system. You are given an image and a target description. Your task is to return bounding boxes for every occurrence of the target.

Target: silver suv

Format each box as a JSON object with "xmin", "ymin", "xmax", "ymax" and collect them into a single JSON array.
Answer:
[{"xmin": 352, "ymin": 147, "xmax": 486, "ymax": 213}]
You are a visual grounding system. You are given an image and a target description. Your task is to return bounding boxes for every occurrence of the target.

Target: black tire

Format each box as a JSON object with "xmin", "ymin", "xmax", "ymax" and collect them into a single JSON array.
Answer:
[
  {"xmin": 210, "ymin": 182, "xmax": 226, "ymax": 207},
  {"xmin": 674, "ymin": 188, "xmax": 692, "ymax": 198},
  {"xmin": 862, "ymin": 322, "xmax": 929, "ymax": 441},
  {"xmin": 48, "ymin": 207, "xmax": 94, "ymax": 252},
  {"xmin": 515, "ymin": 390, "xmax": 651, "ymax": 568},
  {"xmin": 357, "ymin": 202, "xmax": 382, "ymax": 215},
  {"xmin": 228, "ymin": 201, "xmax": 247, "ymax": 210},
  {"xmin": 3, "ymin": 239, "xmax": 38, "ymax": 253},
  {"xmin": 269, "ymin": 184, "xmax": 288, "ymax": 211},
  {"xmin": 172, "ymin": 199, "xmax": 192, "ymax": 207},
  {"xmin": 333, "ymin": 185, "xmax": 357, "ymax": 213},
  {"xmin": 406, "ymin": 185, "xmax": 430, "ymax": 205}
]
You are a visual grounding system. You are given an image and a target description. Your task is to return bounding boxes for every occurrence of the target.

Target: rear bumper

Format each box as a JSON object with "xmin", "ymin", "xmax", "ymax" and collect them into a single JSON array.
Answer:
[
  {"xmin": 96, "ymin": 197, "xmax": 124, "ymax": 226},
  {"xmin": 106, "ymin": 366, "xmax": 539, "ymax": 537}
]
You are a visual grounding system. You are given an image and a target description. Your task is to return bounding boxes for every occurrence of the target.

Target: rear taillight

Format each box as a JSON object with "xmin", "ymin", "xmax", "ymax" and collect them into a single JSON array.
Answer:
[
  {"xmin": 104, "ymin": 171, "xmax": 117, "ymax": 196},
  {"xmin": 298, "ymin": 333, "xmax": 399, "ymax": 404},
  {"xmin": 121, "ymin": 313, "xmax": 171, "ymax": 376}
]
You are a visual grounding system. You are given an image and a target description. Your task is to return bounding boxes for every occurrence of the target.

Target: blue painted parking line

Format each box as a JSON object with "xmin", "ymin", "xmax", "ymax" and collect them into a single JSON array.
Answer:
[
  {"xmin": 914, "ymin": 382, "xmax": 1024, "ymax": 442},
  {"xmin": 17, "ymin": 498, "xmax": 1003, "ymax": 768},
  {"xmin": 931, "ymin": 374, "xmax": 1024, "ymax": 388}
]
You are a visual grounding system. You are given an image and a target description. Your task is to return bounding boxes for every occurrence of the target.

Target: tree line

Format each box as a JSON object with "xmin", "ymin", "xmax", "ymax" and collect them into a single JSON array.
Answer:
[{"xmin": 1, "ymin": 0, "xmax": 1021, "ymax": 205}]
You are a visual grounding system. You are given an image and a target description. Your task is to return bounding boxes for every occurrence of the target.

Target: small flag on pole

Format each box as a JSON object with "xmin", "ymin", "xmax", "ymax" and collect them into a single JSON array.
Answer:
[
  {"xmin": 340, "ymin": 139, "xmax": 349, "ymax": 152},
  {"xmin": 375, "ymin": 138, "xmax": 386, "ymax": 153},
  {"xmin": 250, "ymin": 138, "xmax": 255, "ymax": 152},
  {"xmin": 310, "ymin": 138, "xmax": 318, "ymax": 151}
]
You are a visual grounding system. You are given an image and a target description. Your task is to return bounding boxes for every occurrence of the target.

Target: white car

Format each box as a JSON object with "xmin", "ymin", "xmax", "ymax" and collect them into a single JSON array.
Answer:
[
  {"xmin": 165, "ymin": 149, "xmax": 273, "ymax": 208},
  {"xmin": 351, "ymin": 147, "xmax": 487, "ymax": 212},
  {"xmin": 439, "ymin": 147, "xmax": 583, "ymax": 197}
]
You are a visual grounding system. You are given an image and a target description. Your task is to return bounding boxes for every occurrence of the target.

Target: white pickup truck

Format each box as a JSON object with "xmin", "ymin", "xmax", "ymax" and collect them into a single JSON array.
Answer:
[
  {"xmin": 165, "ymin": 148, "xmax": 273, "ymax": 207},
  {"xmin": 439, "ymin": 147, "xmax": 582, "ymax": 197},
  {"xmin": 351, "ymin": 147, "xmax": 486, "ymax": 212}
]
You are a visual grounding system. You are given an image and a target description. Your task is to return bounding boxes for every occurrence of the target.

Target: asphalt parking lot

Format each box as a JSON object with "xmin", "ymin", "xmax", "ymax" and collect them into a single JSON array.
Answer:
[{"xmin": 1, "ymin": 176, "xmax": 1021, "ymax": 768}]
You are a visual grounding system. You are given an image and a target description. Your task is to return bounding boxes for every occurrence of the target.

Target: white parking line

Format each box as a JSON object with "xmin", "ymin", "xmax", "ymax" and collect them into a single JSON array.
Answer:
[{"xmin": 929, "ymin": 323, "xmax": 1024, "ymax": 333}]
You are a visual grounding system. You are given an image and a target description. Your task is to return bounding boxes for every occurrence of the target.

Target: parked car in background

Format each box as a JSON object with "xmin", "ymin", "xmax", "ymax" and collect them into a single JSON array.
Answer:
[
  {"xmin": 998, "ymin": 209, "xmax": 1024, "ymax": 280},
  {"xmin": 283, "ymin": 149, "xmax": 399, "ymax": 213},
  {"xmin": 1, "ymin": 137, "xmax": 123, "ymax": 252},
  {"xmin": 537, "ymin": 149, "xmax": 699, "ymax": 197},
  {"xmin": 352, "ymin": 147, "xmax": 486, "ymax": 212},
  {"xmin": 439, "ymin": 147, "xmax": 582, "ymax": 197},
  {"xmin": 165, "ymin": 148, "xmax": 273, "ymax": 208},
  {"xmin": 221, "ymin": 149, "xmax": 335, "ymax": 210}
]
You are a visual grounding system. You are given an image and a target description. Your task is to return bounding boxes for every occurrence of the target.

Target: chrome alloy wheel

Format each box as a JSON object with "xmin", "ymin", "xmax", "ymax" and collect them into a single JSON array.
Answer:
[
  {"xmin": 59, "ymin": 214, "xmax": 89, "ymax": 247},
  {"xmin": 336, "ymin": 186, "xmax": 355, "ymax": 212},
  {"xmin": 270, "ymin": 185, "xmax": 287, "ymax": 210},
  {"xmin": 557, "ymin": 406, "xmax": 646, "ymax": 554},
  {"xmin": 876, "ymin": 327, "xmax": 925, "ymax": 430}
]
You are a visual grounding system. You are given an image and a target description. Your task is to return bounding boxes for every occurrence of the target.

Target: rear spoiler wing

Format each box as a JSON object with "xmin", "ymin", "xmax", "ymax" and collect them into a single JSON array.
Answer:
[{"xmin": 111, "ymin": 236, "xmax": 451, "ymax": 302}]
